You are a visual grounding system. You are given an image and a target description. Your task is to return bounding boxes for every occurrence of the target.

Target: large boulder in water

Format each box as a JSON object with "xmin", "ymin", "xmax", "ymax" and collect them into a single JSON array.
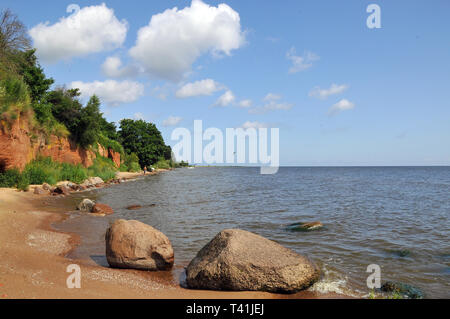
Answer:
[
  {"xmin": 105, "ymin": 219, "xmax": 174, "ymax": 271},
  {"xmin": 186, "ymin": 229, "xmax": 320, "ymax": 293}
]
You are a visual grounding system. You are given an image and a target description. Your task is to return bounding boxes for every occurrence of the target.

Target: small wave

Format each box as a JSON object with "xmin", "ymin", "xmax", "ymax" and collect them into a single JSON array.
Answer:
[{"xmin": 308, "ymin": 266, "xmax": 361, "ymax": 297}]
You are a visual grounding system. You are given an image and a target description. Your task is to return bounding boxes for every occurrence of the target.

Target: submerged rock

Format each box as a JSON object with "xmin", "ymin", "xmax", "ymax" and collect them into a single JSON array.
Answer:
[
  {"xmin": 287, "ymin": 221, "xmax": 323, "ymax": 232},
  {"xmin": 381, "ymin": 281, "xmax": 424, "ymax": 299},
  {"xmin": 386, "ymin": 249, "xmax": 411, "ymax": 258},
  {"xmin": 126, "ymin": 204, "xmax": 142, "ymax": 210},
  {"xmin": 77, "ymin": 199, "xmax": 95, "ymax": 212},
  {"xmin": 105, "ymin": 219, "xmax": 174, "ymax": 270},
  {"xmin": 186, "ymin": 229, "xmax": 320, "ymax": 293},
  {"xmin": 92, "ymin": 203, "xmax": 114, "ymax": 215}
]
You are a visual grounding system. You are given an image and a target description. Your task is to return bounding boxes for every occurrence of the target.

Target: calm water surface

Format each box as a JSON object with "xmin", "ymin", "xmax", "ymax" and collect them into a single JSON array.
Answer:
[{"xmin": 55, "ymin": 167, "xmax": 450, "ymax": 298}]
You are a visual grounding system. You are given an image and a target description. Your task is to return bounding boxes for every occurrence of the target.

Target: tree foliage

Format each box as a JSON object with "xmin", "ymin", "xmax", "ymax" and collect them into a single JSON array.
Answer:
[{"xmin": 118, "ymin": 119, "xmax": 172, "ymax": 168}]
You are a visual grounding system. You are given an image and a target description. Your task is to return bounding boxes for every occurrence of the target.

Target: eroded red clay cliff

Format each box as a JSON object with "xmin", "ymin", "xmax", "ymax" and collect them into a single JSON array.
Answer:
[{"xmin": 0, "ymin": 117, "xmax": 121, "ymax": 171}]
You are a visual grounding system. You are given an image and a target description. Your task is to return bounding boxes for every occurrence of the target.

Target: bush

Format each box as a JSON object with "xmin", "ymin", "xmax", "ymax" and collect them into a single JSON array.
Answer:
[
  {"xmin": 122, "ymin": 152, "xmax": 141, "ymax": 172},
  {"xmin": 0, "ymin": 76, "xmax": 30, "ymax": 112},
  {"xmin": 128, "ymin": 162, "xmax": 141, "ymax": 172},
  {"xmin": 23, "ymin": 157, "xmax": 88, "ymax": 185},
  {"xmin": 119, "ymin": 164, "xmax": 128, "ymax": 172},
  {"xmin": 16, "ymin": 173, "xmax": 29, "ymax": 191},
  {"xmin": 153, "ymin": 158, "xmax": 172, "ymax": 170},
  {"xmin": 24, "ymin": 157, "xmax": 58, "ymax": 185},
  {"xmin": 87, "ymin": 156, "xmax": 117, "ymax": 182},
  {"xmin": 59, "ymin": 162, "xmax": 87, "ymax": 184},
  {"xmin": 0, "ymin": 169, "xmax": 20, "ymax": 187},
  {"xmin": 98, "ymin": 133, "xmax": 124, "ymax": 156}
]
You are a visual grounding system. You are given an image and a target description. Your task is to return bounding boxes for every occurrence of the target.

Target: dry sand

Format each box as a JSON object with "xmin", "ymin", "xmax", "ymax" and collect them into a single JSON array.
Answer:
[{"xmin": 0, "ymin": 171, "xmax": 348, "ymax": 299}]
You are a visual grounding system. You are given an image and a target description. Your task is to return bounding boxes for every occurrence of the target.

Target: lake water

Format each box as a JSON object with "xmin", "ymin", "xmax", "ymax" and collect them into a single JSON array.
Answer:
[{"xmin": 55, "ymin": 167, "xmax": 450, "ymax": 298}]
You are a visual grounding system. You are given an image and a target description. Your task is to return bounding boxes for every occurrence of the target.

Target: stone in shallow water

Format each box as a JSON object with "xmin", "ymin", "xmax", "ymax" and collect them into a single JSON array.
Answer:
[
  {"xmin": 105, "ymin": 219, "xmax": 174, "ymax": 271},
  {"xmin": 77, "ymin": 198, "xmax": 95, "ymax": 212},
  {"xmin": 286, "ymin": 221, "xmax": 323, "ymax": 232},
  {"xmin": 380, "ymin": 281, "xmax": 424, "ymax": 299},
  {"xmin": 92, "ymin": 203, "xmax": 114, "ymax": 215},
  {"xmin": 126, "ymin": 204, "xmax": 143, "ymax": 210},
  {"xmin": 186, "ymin": 229, "xmax": 320, "ymax": 293},
  {"xmin": 385, "ymin": 249, "xmax": 411, "ymax": 258}
]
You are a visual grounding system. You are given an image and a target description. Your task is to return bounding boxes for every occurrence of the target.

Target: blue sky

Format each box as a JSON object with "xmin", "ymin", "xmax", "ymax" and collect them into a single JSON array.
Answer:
[{"xmin": 3, "ymin": 0, "xmax": 450, "ymax": 165}]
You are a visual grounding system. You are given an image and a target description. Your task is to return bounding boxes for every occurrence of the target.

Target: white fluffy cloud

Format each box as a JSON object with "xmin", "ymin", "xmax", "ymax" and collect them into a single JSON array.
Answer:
[
  {"xmin": 29, "ymin": 4, "xmax": 128, "ymax": 63},
  {"xmin": 70, "ymin": 80, "xmax": 144, "ymax": 106},
  {"xmin": 241, "ymin": 121, "xmax": 268, "ymax": 129},
  {"xmin": 238, "ymin": 99, "xmax": 252, "ymax": 108},
  {"xmin": 175, "ymin": 79, "xmax": 223, "ymax": 98},
  {"xmin": 249, "ymin": 93, "xmax": 293, "ymax": 114},
  {"xmin": 163, "ymin": 116, "xmax": 183, "ymax": 127},
  {"xmin": 328, "ymin": 99, "xmax": 355, "ymax": 115},
  {"xmin": 214, "ymin": 90, "xmax": 235, "ymax": 107},
  {"xmin": 309, "ymin": 83, "xmax": 349, "ymax": 99},
  {"xmin": 286, "ymin": 47, "xmax": 319, "ymax": 73},
  {"xmin": 129, "ymin": 0, "xmax": 245, "ymax": 81},
  {"xmin": 263, "ymin": 93, "xmax": 281, "ymax": 101},
  {"xmin": 102, "ymin": 56, "xmax": 139, "ymax": 78}
]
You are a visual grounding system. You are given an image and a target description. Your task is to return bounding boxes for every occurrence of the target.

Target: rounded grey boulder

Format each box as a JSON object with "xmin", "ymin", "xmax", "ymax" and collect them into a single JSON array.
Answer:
[
  {"xmin": 186, "ymin": 229, "xmax": 320, "ymax": 293},
  {"xmin": 105, "ymin": 219, "xmax": 174, "ymax": 271}
]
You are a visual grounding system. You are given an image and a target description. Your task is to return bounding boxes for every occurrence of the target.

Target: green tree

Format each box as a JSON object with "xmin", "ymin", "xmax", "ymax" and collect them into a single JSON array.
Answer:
[
  {"xmin": 14, "ymin": 49, "xmax": 54, "ymax": 104},
  {"xmin": 77, "ymin": 95, "xmax": 103, "ymax": 147},
  {"xmin": 99, "ymin": 117, "xmax": 118, "ymax": 141},
  {"xmin": 48, "ymin": 88, "xmax": 82, "ymax": 136},
  {"xmin": 118, "ymin": 119, "xmax": 171, "ymax": 168}
]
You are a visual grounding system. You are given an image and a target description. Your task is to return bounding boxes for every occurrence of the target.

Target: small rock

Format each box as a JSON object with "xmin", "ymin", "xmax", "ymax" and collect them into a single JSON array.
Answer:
[
  {"xmin": 77, "ymin": 199, "xmax": 95, "ymax": 212},
  {"xmin": 42, "ymin": 183, "xmax": 51, "ymax": 191},
  {"xmin": 385, "ymin": 249, "xmax": 411, "ymax": 258},
  {"xmin": 287, "ymin": 221, "xmax": 323, "ymax": 232},
  {"xmin": 33, "ymin": 187, "xmax": 48, "ymax": 195},
  {"xmin": 52, "ymin": 185, "xmax": 71, "ymax": 195},
  {"xmin": 186, "ymin": 229, "xmax": 320, "ymax": 293},
  {"xmin": 126, "ymin": 204, "xmax": 142, "ymax": 210},
  {"xmin": 105, "ymin": 219, "xmax": 174, "ymax": 270},
  {"xmin": 92, "ymin": 203, "xmax": 114, "ymax": 215},
  {"xmin": 381, "ymin": 281, "xmax": 424, "ymax": 299},
  {"xmin": 89, "ymin": 177, "xmax": 104, "ymax": 186}
]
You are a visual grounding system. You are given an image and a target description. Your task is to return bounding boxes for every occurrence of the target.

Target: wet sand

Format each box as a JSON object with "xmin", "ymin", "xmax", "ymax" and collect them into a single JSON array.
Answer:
[{"xmin": 0, "ymin": 172, "xmax": 350, "ymax": 299}]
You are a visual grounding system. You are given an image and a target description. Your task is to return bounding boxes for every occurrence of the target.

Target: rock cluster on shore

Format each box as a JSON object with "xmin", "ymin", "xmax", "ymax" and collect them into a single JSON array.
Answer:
[
  {"xmin": 32, "ymin": 176, "xmax": 128, "ymax": 196},
  {"xmin": 105, "ymin": 219, "xmax": 174, "ymax": 271}
]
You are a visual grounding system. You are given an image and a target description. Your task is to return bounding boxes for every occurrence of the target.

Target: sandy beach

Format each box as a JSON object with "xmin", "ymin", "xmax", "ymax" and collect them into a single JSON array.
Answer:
[{"xmin": 0, "ymin": 171, "xmax": 347, "ymax": 299}]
